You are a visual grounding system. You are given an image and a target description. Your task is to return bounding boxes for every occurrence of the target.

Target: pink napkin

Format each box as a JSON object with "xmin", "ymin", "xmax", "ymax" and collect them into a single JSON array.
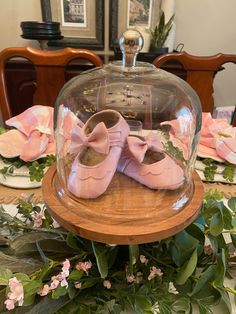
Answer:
[
  {"xmin": 0, "ymin": 105, "xmax": 55, "ymax": 161},
  {"xmin": 198, "ymin": 112, "xmax": 236, "ymax": 164}
]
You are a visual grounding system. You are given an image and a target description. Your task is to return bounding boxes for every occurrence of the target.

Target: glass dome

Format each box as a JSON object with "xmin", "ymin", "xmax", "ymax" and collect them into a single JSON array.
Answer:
[{"xmin": 54, "ymin": 30, "xmax": 202, "ymax": 218}]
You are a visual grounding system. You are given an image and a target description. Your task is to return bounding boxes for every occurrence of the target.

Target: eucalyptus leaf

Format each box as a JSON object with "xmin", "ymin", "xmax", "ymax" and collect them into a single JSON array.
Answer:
[
  {"xmin": 176, "ymin": 248, "xmax": 198, "ymax": 285},
  {"xmin": 209, "ymin": 212, "xmax": 224, "ymax": 236}
]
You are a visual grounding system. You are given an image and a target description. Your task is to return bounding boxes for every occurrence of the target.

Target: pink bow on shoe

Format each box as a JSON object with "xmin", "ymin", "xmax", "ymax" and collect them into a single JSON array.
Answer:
[
  {"xmin": 0, "ymin": 105, "xmax": 55, "ymax": 161},
  {"xmin": 127, "ymin": 132, "xmax": 163, "ymax": 163},
  {"xmin": 70, "ymin": 122, "xmax": 110, "ymax": 155}
]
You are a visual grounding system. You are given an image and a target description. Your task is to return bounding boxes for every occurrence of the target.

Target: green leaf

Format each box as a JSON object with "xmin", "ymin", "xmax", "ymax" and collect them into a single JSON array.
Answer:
[
  {"xmin": 37, "ymin": 258, "xmax": 54, "ymax": 281},
  {"xmin": 198, "ymin": 303, "xmax": 213, "ymax": 314},
  {"xmin": 68, "ymin": 269, "xmax": 83, "ymax": 281},
  {"xmin": 219, "ymin": 202, "xmax": 234, "ymax": 230},
  {"xmin": 51, "ymin": 285, "xmax": 68, "ymax": 299},
  {"xmin": 171, "ymin": 230, "xmax": 199, "ymax": 266},
  {"xmin": 194, "ymin": 284, "xmax": 221, "ymax": 306},
  {"xmin": 209, "ymin": 212, "xmax": 224, "ymax": 236},
  {"xmin": 81, "ymin": 278, "xmax": 100, "ymax": 289},
  {"xmin": 212, "ymin": 250, "xmax": 226, "ymax": 287},
  {"xmin": 134, "ymin": 295, "xmax": 152, "ymax": 314},
  {"xmin": 10, "ymin": 232, "xmax": 58, "ymax": 253},
  {"xmin": 190, "ymin": 265, "xmax": 217, "ymax": 296},
  {"xmin": 172, "ymin": 297, "xmax": 190, "ymax": 312},
  {"xmin": 23, "ymin": 279, "xmax": 43, "ymax": 306},
  {"xmin": 0, "ymin": 251, "xmax": 42, "ymax": 274},
  {"xmin": 128, "ymin": 244, "xmax": 139, "ymax": 274},
  {"xmin": 231, "ymin": 233, "xmax": 236, "ymax": 247},
  {"xmin": 228, "ymin": 197, "xmax": 236, "ymax": 212},
  {"xmin": 91, "ymin": 241, "xmax": 108, "ymax": 278},
  {"xmin": 176, "ymin": 248, "xmax": 198, "ymax": 285},
  {"xmin": 0, "ymin": 267, "xmax": 13, "ymax": 285},
  {"xmin": 26, "ymin": 295, "xmax": 71, "ymax": 314}
]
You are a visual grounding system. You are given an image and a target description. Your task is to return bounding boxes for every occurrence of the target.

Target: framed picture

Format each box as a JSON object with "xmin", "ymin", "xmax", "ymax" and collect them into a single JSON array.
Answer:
[
  {"xmin": 109, "ymin": 0, "xmax": 161, "ymax": 49},
  {"xmin": 40, "ymin": 0, "xmax": 104, "ymax": 50}
]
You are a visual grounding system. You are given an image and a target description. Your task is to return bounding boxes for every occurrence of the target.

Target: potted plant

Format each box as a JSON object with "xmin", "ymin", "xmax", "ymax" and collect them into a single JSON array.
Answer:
[{"xmin": 149, "ymin": 10, "xmax": 175, "ymax": 53}]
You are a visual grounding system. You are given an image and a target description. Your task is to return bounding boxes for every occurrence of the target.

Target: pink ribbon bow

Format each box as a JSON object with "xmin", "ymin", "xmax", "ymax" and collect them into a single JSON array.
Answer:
[
  {"xmin": 127, "ymin": 132, "xmax": 164, "ymax": 163},
  {"xmin": 70, "ymin": 122, "xmax": 110, "ymax": 155}
]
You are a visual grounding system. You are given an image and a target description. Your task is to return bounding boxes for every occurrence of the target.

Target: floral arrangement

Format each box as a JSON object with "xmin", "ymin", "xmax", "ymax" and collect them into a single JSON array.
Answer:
[{"xmin": 0, "ymin": 191, "xmax": 235, "ymax": 313}]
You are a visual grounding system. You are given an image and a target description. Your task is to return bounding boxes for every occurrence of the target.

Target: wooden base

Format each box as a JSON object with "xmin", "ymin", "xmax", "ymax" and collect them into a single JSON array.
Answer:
[{"xmin": 42, "ymin": 164, "xmax": 204, "ymax": 244}]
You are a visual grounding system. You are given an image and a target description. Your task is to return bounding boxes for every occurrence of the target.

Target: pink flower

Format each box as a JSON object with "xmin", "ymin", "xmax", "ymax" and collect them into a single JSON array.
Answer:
[
  {"xmin": 148, "ymin": 266, "xmax": 163, "ymax": 281},
  {"xmin": 126, "ymin": 275, "xmax": 135, "ymax": 283},
  {"xmin": 4, "ymin": 299, "xmax": 15, "ymax": 311},
  {"xmin": 103, "ymin": 280, "xmax": 111, "ymax": 289},
  {"xmin": 38, "ymin": 259, "xmax": 71, "ymax": 297},
  {"xmin": 4, "ymin": 277, "xmax": 24, "ymax": 310},
  {"xmin": 33, "ymin": 212, "xmax": 43, "ymax": 228},
  {"xmin": 50, "ymin": 278, "xmax": 60, "ymax": 290},
  {"xmin": 38, "ymin": 284, "xmax": 51, "ymax": 296},
  {"xmin": 20, "ymin": 193, "xmax": 28, "ymax": 201},
  {"xmin": 76, "ymin": 261, "xmax": 92, "ymax": 274},
  {"xmin": 140, "ymin": 255, "xmax": 148, "ymax": 265},
  {"xmin": 61, "ymin": 259, "xmax": 70, "ymax": 278}
]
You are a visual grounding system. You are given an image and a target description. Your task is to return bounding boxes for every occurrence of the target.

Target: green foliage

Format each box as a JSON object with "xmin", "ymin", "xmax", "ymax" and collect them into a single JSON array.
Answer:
[
  {"xmin": 0, "ymin": 191, "xmax": 235, "ymax": 313},
  {"xmin": 201, "ymin": 158, "xmax": 236, "ymax": 182},
  {"xmin": 0, "ymin": 154, "xmax": 56, "ymax": 182},
  {"xmin": 150, "ymin": 10, "xmax": 175, "ymax": 49}
]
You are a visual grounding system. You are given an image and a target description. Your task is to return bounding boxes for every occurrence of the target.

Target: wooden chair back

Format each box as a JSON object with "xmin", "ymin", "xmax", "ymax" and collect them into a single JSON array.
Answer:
[
  {"xmin": 153, "ymin": 51, "xmax": 236, "ymax": 113},
  {"xmin": 0, "ymin": 46, "xmax": 103, "ymax": 122}
]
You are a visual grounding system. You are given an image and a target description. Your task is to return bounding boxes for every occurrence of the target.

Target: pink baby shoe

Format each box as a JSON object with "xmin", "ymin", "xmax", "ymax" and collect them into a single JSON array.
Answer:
[
  {"xmin": 67, "ymin": 109, "xmax": 130, "ymax": 199},
  {"xmin": 117, "ymin": 132, "xmax": 185, "ymax": 190}
]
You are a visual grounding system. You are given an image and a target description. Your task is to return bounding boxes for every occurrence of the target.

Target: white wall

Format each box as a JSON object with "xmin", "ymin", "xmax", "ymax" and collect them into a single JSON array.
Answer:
[
  {"xmin": 0, "ymin": 0, "xmax": 41, "ymax": 50},
  {"xmin": 0, "ymin": 0, "xmax": 235, "ymax": 110},
  {"xmin": 174, "ymin": 0, "xmax": 236, "ymax": 108}
]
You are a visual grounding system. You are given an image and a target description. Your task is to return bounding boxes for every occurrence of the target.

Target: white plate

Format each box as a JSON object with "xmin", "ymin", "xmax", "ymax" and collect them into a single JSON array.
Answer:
[
  {"xmin": 0, "ymin": 173, "xmax": 42, "ymax": 189},
  {"xmin": 0, "ymin": 159, "xmax": 43, "ymax": 189}
]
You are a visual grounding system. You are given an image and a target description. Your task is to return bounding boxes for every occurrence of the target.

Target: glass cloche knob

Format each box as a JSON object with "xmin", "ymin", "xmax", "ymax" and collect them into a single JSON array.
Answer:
[{"xmin": 119, "ymin": 29, "xmax": 144, "ymax": 67}]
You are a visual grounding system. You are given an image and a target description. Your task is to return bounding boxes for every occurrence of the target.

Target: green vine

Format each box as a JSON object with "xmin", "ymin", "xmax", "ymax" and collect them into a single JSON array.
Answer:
[
  {"xmin": 201, "ymin": 158, "xmax": 235, "ymax": 182},
  {"xmin": 0, "ymin": 191, "xmax": 235, "ymax": 313},
  {"xmin": 0, "ymin": 155, "xmax": 56, "ymax": 182}
]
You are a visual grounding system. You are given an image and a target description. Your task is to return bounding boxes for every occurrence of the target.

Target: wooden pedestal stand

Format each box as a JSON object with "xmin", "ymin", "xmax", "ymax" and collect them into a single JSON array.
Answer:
[{"xmin": 42, "ymin": 165, "xmax": 204, "ymax": 244}]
